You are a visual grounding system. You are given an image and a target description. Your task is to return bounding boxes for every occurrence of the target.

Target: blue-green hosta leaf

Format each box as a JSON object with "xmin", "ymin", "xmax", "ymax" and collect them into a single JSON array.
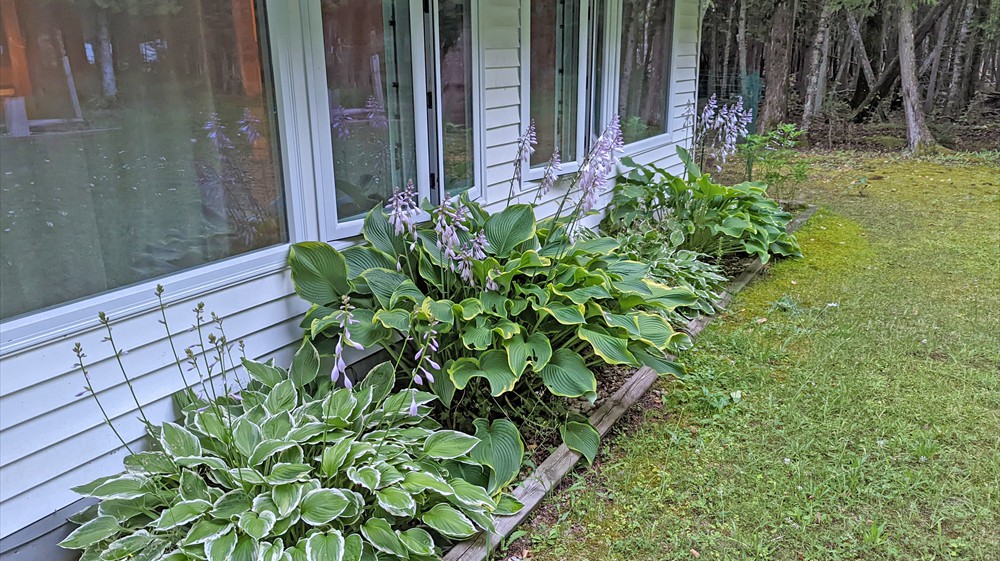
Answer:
[
  {"xmin": 470, "ymin": 418, "xmax": 524, "ymax": 494},
  {"xmin": 300, "ymin": 489, "xmax": 350, "ymax": 525},
  {"xmin": 342, "ymin": 245, "xmax": 396, "ymax": 279},
  {"xmin": 205, "ymin": 528, "xmax": 237, "ymax": 561},
  {"xmin": 160, "ymin": 422, "xmax": 202, "ymax": 458},
  {"xmin": 182, "ymin": 518, "xmax": 232, "ymax": 546},
  {"xmin": 306, "ymin": 531, "xmax": 345, "ymax": 561},
  {"xmin": 631, "ymin": 346, "xmax": 687, "ymax": 376},
  {"xmin": 480, "ymin": 292, "xmax": 509, "ymax": 316},
  {"xmin": 359, "ymin": 361, "xmax": 396, "ymax": 405},
  {"xmin": 505, "ymin": 332, "xmax": 552, "ymax": 377},
  {"xmin": 373, "ymin": 308, "xmax": 410, "ymax": 332},
  {"xmin": 420, "ymin": 298, "xmax": 455, "ymax": 324},
  {"xmin": 361, "ymin": 518, "xmax": 408, "ymax": 558},
  {"xmin": 484, "ymin": 204, "xmax": 535, "ymax": 257},
  {"xmin": 57, "ymin": 515, "xmax": 121, "ymax": 549},
  {"xmin": 491, "ymin": 318, "xmax": 520, "ymax": 340},
  {"xmin": 420, "ymin": 504, "xmax": 477, "ymax": 539},
  {"xmin": 347, "ymin": 466, "xmax": 381, "ymax": 492},
  {"xmin": 241, "ymin": 358, "xmax": 285, "ymax": 388},
  {"xmin": 539, "ymin": 348, "xmax": 597, "ymax": 402},
  {"xmin": 288, "ymin": 242, "xmax": 351, "ymax": 306},
  {"xmin": 238, "ymin": 509, "xmax": 276, "ymax": 541},
  {"xmin": 560, "ymin": 420, "xmax": 600, "ymax": 464},
  {"xmin": 457, "ymin": 298, "xmax": 484, "ymax": 320},
  {"xmin": 570, "ymin": 236, "xmax": 620, "ymax": 255},
  {"xmin": 233, "ymin": 417, "xmax": 263, "ymax": 458},
  {"xmin": 362, "ymin": 268, "xmax": 424, "ymax": 310},
  {"xmin": 632, "ymin": 311, "xmax": 677, "ymax": 350},
  {"xmin": 290, "ymin": 338, "xmax": 320, "ymax": 387},
  {"xmin": 533, "ymin": 301, "xmax": 587, "ymax": 325},
  {"xmin": 461, "ymin": 325, "xmax": 493, "ymax": 350},
  {"xmin": 577, "ymin": 326, "xmax": 638, "ymax": 365},
  {"xmin": 424, "ymin": 430, "xmax": 481, "ymax": 460},
  {"xmin": 150, "ymin": 499, "xmax": 211, "ymax": 530},
  {"xmin": 448, "ymin": 352, "xmax": 517, "ymax": 395},
  {"xmin": 362, "ymin": 207, "xmax": 406, "ymax": 257},
  {"xmin": 397, "ymin": 527, "xmax": 435, "ymax": 556},
  {"xmin": 212, "ymin": 491, "xmax": 252, "ymax": 520},
  {"xmin": 551, "ymin": 284, "xmax": 613, "ymax": 304},
  {"xmin": 375, "ymin": 487, "xmax": 416, "ymax": 518}
]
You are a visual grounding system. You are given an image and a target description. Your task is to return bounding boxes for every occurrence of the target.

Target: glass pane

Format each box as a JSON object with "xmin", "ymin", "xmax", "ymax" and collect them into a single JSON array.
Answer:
[
  {"xmin": 588, "ymin": 0, "xmax": 605, "ymax": 144},
  {"xmin": 439, "ymin": 0, "xmax": 475, "ymax": 196},
  {"xmin": 0, "ymin": 0, "xmax": 285, "ymax": 321},
  {"xmin": 322, "ymin": 0, "xmax": 417, "ymax": 222},
  {"xmin": 618, "ymin": 0, "xmax": 674, "ymax": 144},
  {"xmin": 530, "ymin": 0, "xmax": 580, "ymax": 167}
]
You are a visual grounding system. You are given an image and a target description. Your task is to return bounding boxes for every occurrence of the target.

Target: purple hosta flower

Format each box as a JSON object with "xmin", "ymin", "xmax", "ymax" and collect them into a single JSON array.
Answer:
[
  {"xmin": 204, "ymin": 113, "xmax": 233, "ymax": 151},
  {"xmin": 697, "ymin": 94, "xmax": 752, "ymax": 170},
  {"xmin": 578, "ymin": 115, "xmax": 624, "ymax": 214},
  {"xmin": 411, "ymin": 321, "xmax": 440, "ymax": 386},
  {"xmin": 434, "ymin": 195, "xmax": 470, "ymax": 263},
  {"xmin": 512, "ymin": 120, "xmax": 538, "ymax": 186},
  {"xmin": 469, "ymin": 229, "xmax": 488, "ymax": 260},
  {"xmin": 238, "ymin": 108, "xmax": 262, "ymax": 145},
  {"xmin": 485, "ymin": 269, "xmax": 499, "ymax": 292},
  {"xmin": 408, "ymin": 392, "xmax": 419, "ymax": 416},
  {"xmin": 388, "ymin": 180, "xmax": 419, "ymax": 236},
  {"xmin": 456, "ymin": 251, "xmax": 475, "ymax": 285},
  {"xmin": 366, "ymin": 95, "xmax": 388, "ymax": 130},
  {"xmin": 329, "ymin": 297, "xmax": 363, "ymax": 385},
  {"xmin": 331, "ymin": 105, "xmax": 351, "ymax": 139},
  {"xmin": 540, "ymin": 147, "xmax": 561, "ymax": 197}
]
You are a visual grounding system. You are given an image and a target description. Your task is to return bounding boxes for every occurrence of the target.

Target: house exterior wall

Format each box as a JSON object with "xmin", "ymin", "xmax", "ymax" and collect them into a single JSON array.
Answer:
[{"xmin": 0, "ymin": 0, "xmax": 701, "ymax": 557}]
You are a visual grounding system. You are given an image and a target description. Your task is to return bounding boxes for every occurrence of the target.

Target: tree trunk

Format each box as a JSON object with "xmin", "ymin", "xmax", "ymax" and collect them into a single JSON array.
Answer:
[
  {"xmin": 95, "ymin": 9, "xmax": 117, "ymax": 99},
  {"xmin": 759, "ymin": 0, "xmax": 793, "ymax": 131},
  {"xmin": 898, "ymin": 0, "xmax": 937, "ymax": 153},
  {"xmin": 737, "ymin": 0, "xmax": 748, "ymax": 99},
  {"xmin": 721, "ymin": 2, "xmax": 735, "ymax": 97},
  {"xmin": 923, "ymin": 6, "xmax": 952, "ymax": 112},
  {"xmin": 945, "ymin": 0, "xmax": 976, "ymax": 115},
  {"xmin": 802, "ymin": 1, "xmax": 836, "ymax": 128},
  {"xmin": 847, "ymin": 12, "xmax": 877, "ymax": 87}
]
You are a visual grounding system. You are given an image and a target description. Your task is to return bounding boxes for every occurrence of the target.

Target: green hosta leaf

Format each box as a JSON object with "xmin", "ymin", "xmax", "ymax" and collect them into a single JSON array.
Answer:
[
  {"xmin": 262, "ymin": 411, "xmax": 294, "ymax": 441},
  {"xmin": 424, "ymin": 430, "xmax": 480, "ymax": 460},
  {"xmin": 359, "ymin": 361, "xmax": 396, "ymax": 405},
  {"xmin": 552, "ymin": 284, "xmax": 613, "ymax": 304},
  {"xmin": 205, "ymin": 529, "xmax": 237, "ymax": 561},
  {"xmin": 88, "ymin": 474, "xmax": 146, "ymax": 500},
  {"xmin": 347, "ymin": 466, "xmax": 381, "ymax": 491},
  {"xmin": 539, "ymin": 348, "xmax": 597, "ymax": 402},
  {"xmin": 183, "ymin": 519, "xmax": 231, "ymax": 546},
  {"xmin": 123, "ymin": 451, "xmax": 177, "ymax": 476},
  {"xmin": 534, "ymin": 302, "xmax": 587, "ymax": 325},
  {"xmin": 102, "ymin": 531, "xmax": 154, "ymax": 560},
  {"xmin": 161, "ymin": 422, "xmax": 202, "ymax": 458},
  {"xmin": 362, "ymin": 207, "xmax": 406, "ymax": 257},
  {"xmin": 342, "ymin": 534, "xmax": 363, "ymax": 561},
  {"xmin": 362, "ymin": 268, "xmax": 424, "ymax": 310},
  {"xmin": 505, "ymin": 332, "xmax": 552, "ymax": 377},
  {"xmin": 212, "ymin": 491, "xmax": 252, "ymax": 520},
  {"xmin": 458, "ymin": 298, "xmax": 484, "ymax": 320},
  {"xmin": 400, "ymin": 471, "xmax": 454, "ymax": 496},
  {"xmin": 272, "ymin": 483, "xmax": 304, "ymax": 517},
  {"xmin": 484, "ymin": 204, "xmax": 535, "ymax": 257},
  {"xmin": 480, "ymin": 292, "xmax": 508, "ymax": 316},
  {"xmin": 449, "ymin": 478, "xmax": 496, "ymax": 510},
  {"xmin": 571, "ymin": 236, "xmax": 620, "ymax": 255},
  {"xmin": 288, "ymin": 242, "xmax": 351, "ymax": 306},
  {"xmin": 631, "ymin": 346, "xmax": 686, "ymax": 376},
  {"xmin": 491, "ymin": 318, "xmax": 520, "ymax": 339},
  {"xmin": 320, "ymin": 439, "xmax": 354, "ymax": 478},
  {"xmin": 233, "ymin": 418, "xmax": 263, "ymax": 458},
  {"xmin": 179, "ymin": 470, "xmax": 210, "ymax": 502},
  {"xmin": 306, "ymin": 531, "xmax": 345, "ymax": 561},
  {"xmin": 231, "ymin": 535, "xmax": 259, "ymax": 561},
  {"xmin": 267, "ymin": 463, "xmax": 312, "ymax": 485},
  {"xmin": 361, "ymin": 518, "xmax": 408, "ymax": 558},
  {"xmin": 560, "ymin": 421, "xmax": 600, "ymax": 464},
  {"xmin": 373, "ymin": 308, "xmax": 410, "ymax": 332},
  {"xmin": 290, "ymin": 338, "xmax": 320, "ymax": 387},
  {"xmin": 375, "ymin": 487, "xmax": 416, "ymax": 518},
  {"xmin": 58, "ymin": 515, "xmax": 121, "ymax": 549},
  {"xmin": 494, "ymin": 494, "xmax": 525, "ymax": 516},
  {"xmin": 248, "ymin": 440, "xmax": 298, "ymax": 466},
  {"xmin": 397, "ymin": 528, "xmax": 435, "ymax": 556},
  {"xmin": 260, "ymin": 540, "xmax": 286, "ymax": 561},
  {"xmin": 632, "ymin": 311, "xmax": 677, "ymax": 350},
  {"xmin": 175, "ymin": 456, "xmax": 228, "ymax": 470},
  {"xmin": 471, "ymin": 418, "xmax": 524, "ymax": 494},
  {"xmin": 448, "ymin": 352, "xmax": 517, "ymax": 395},
  {"xmin": 265, "ymin": 379, "xmax": 298, "ymax": 415},
  {"xmin": 238, "ymin": 510, "xmax": 276, "ymax": 541},
  {"xmin": 420, "ymin": 298, "xmax": 455, "ymax": 324},
  {"xmin": 577, "ymin": 326, "xmax": 637, "ymax": 365},
  {"xmin": 300, "ymin": 489, "xmax": 350, "ymax": 525},
  {"xmin": 150, "ymin": 499, "xmax": 211, "ymax": 530},
  {"xmin": 242, "ymin": 359, "xmax": 285, "ymax": 388},
  {"xmin": 342, "ymin": 245, "xmax": 396, "ymax": 279},
  {"xmin": 420, "ymin": 504, "xmax": 477, "ymax": 539},
  {"xmin": 461, "ymin": 325, "xmax": 493, "ymax": 350}
]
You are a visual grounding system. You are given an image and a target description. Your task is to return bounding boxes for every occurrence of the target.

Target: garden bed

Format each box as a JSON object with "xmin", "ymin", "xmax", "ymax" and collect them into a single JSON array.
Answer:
[{"xmin": 443, "ymin": 206, "xmax": 819, "ymax": 561}]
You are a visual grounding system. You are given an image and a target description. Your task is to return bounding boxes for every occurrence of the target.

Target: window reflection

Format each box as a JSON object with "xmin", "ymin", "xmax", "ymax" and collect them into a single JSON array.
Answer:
[
  {"xmin": 439, "ymin": 0, "xmax": 475, "ymax": 196},
  {"xmin": 530, "ymin": 0, "xmax": 580, "ymax": 167},
  {"xmin": 618, "ymin": 0, "xmax": 674, "ymax": 144}
]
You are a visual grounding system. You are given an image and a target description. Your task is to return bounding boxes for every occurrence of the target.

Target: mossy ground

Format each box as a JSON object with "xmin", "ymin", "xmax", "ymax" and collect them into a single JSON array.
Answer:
[{"xmin": 506, "ymin": 152, "xmax": 1000, "ymax": 561}]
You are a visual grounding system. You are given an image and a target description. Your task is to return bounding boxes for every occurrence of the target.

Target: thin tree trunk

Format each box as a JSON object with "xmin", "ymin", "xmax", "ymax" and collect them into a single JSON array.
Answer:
[
  {"xmin": 709, "ymin": 8, "xmax": 719, "ymax": 97},
  {"xmin": 95, "ymin": 9, "xmax": 117, "ymax": 99},
  {"xmin": 759, "ymin": 0, "xmax": 794, "ymax": 131},
  {"xmin": 737, "ymin": 0, "xmax": 748, "ymax": 99},
  {"xmin": 847, "ymin": 12, "xmax": 877, "ymax": 87},
  {"xmin": 721, "ymin": 2, "xmax": 735, "ymax": 97},
  {"xmin": 923, "ymin": 6, "xmax": 952, "ymax": 112},
  {"xmin": 835, "ymin": 32, "xmax": 854, "ymax": 88},
  {"xmin": 898, "ymin": 0, "xmax": 937, "ymax": 153},
  {"xmin": 945, "ymin": 0, "xmax": 976, "ymax": 115},
  {"xmin": 802, "ymin": 1, "xmax": 836, "ymax": 128}
]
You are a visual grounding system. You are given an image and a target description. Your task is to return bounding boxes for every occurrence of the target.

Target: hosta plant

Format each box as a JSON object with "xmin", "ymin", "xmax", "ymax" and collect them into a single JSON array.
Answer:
[
  {"xmin": 287, "ymin": 192, "xmax": 698, "ymax": 463},
  {"xmin": 603, "ymin": 147, "xmax": 801, "ymax": 263},
  {"xmin": 61, "ymin": 301, "xmax": 523, "ymax": 561}
]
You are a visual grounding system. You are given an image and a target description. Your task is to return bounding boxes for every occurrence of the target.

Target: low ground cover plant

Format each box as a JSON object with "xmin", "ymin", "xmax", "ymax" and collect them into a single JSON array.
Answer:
[
  {"xmin": 603, "ymin": 148, "xmax": 801, "ymax": 263},
  {"xmin": 62, "ymin": 298, "xmax": 522, "ymax": 561}
]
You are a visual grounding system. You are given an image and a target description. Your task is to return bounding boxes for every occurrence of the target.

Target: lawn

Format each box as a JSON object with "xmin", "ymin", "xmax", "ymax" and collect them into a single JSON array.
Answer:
[{"xmin": 509, "ymin": 152, "xmax": 1000, "ymax": 561}]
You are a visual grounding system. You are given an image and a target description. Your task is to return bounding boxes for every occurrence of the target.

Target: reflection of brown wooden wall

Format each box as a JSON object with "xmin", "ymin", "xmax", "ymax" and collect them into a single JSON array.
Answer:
[
  {"xmin": 322, "ymin": 0, "xmax": 385, "ymax": 95},
  {"xmin": 0, "ymin": 0, "xmax": 32, "ymax": 97}
]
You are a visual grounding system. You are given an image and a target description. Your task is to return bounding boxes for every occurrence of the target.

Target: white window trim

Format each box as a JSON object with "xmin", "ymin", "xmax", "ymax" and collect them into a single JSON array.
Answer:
[
  {"xmin": 0, "ymin": 0, "xmax": 320, "ymax": 356},
  {"xmin": 519, "ymin": 0, "xmax": 591, "ymax": 187}
]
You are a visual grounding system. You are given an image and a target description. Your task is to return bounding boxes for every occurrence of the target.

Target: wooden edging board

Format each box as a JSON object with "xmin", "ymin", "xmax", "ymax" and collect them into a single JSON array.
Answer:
[{"xmin": 444, "ymin": 205, "xmax": 819, "ymax": 561}]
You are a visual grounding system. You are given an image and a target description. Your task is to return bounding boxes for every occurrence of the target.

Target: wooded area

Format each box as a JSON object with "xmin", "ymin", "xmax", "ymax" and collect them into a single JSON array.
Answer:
[{"xmin": 698, "ymin": 0, "xmax": 999, "ymax": 153}]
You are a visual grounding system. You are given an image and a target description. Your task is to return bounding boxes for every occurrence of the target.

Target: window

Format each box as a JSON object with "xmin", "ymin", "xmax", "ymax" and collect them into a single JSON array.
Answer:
[
  {"xmin": 321, "ymin": 0, "xmax": 418, "ymax": 223},
  {"xmin": 0, "ymin": 0, "xmax": 284, "ymax": 321},
  {"xmin": 529, "ymin": 0, "xmax": 584, "ymax": 168},
  {"xmin": 438, "ymin": 0, "xmax": 476, "ymax": 196},
  {"xmin": 616, "ymin": 0, "xmax": 675, "ymax": 144}
]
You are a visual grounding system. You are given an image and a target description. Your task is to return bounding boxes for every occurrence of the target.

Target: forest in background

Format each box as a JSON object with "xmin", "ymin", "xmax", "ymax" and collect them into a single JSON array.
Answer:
[{"xmin": 697, "ymin": 0, "xmax": 999, "ymax": 153}]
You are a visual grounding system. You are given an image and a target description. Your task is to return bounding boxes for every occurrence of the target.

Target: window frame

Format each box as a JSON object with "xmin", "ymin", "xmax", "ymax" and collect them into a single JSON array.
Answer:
[{"xmin": 520, "ymin": 0, "xmax": 592, "ymax": 184}]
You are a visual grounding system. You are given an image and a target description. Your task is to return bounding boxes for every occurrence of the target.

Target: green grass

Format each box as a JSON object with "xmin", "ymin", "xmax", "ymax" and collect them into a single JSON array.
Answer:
[{"xmin": 511, "ymin": 153, "xmax": 1000, "ymax": 561}]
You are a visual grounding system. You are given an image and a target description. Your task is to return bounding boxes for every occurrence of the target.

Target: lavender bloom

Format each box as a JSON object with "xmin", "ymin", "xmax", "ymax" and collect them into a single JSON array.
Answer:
[
  {"xmin": 696, "ymin": 94, "xmax": 752, "ymax": 170},
  {"xmin": 512, "ymin": 120, "xmax": 537, "ymax": 186},
  {"xmin": 408, "ymin": 393, "xmax": 419, "ymax": 416},
  {"xmin": 434, "ymin": 196, "xmax": 470, "ymax": 263},
  {"xmin": 578, "ymin": 115, "xmax": 624, "ymax": 214},
  {"xmin": 366, "ymin": 95, "xmax": 388, "ymax": 130},
  {"xmin": 388, "ymin": 180, "xmax": 419, "ymax": 236},
  {"xmin": 329, "ymin": 297, "xmax": 363, "ymax": 385},
  {"xmin": 204, "ymin": 113, "xmax": 232, "ymax": 151},
  {"xmin": 331, "ymin": 105, "xmax": 351, "ymax": 139},
  {"xmin": 540, "ymin": 147, "xmax": 561, "ymax": 197},
  {"xmin": 410, "ymin": 321, "xmax": 440, "ymax": 385},
  {"xmin": 485, "ymin": 273, "xmax": 499, "ymax": 292},
  {"xmin": 238, "ymin": 108, "xmax": 262, "ymax": 145}
]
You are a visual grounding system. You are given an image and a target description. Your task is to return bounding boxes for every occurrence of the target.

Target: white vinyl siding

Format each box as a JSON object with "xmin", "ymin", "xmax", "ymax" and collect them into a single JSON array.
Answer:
[{"xmin": 0, "ymin": 0, "xmax": 701, "ymax": 549}]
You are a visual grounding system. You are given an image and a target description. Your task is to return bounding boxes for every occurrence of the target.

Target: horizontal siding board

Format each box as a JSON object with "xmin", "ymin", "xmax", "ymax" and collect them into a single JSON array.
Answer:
[
  {"xmin": 484, "ymin": 106, "xmax": 521, "ymax": 129},
  {"xmin": 481, "ymin": 27, "xmax": 520, "ymax": 49},
  {"xmin": 484, "ymin": 67, "xmax": 520, "ymax": 89},
  {"xmin": 483, "ymin": 48, "xmax": 519, "ymax": 69},
  {"xmin": 484, "ymin": 86, "xmax": 520, "ymax": 108}
]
